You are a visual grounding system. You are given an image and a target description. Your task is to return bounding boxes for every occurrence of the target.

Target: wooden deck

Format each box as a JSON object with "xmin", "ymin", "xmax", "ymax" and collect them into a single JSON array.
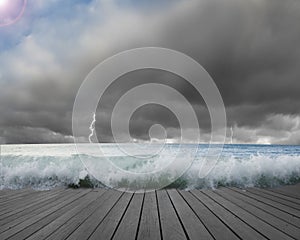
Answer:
[{"xmin": 0, "ymin": 184, "xmax": 299, "ymax": 240}]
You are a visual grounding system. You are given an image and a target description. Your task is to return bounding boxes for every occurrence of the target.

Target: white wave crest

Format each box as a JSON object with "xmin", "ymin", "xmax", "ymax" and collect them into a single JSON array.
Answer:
[{"xmin": 0, "ymin": 144, "xmax": 299, "ymax": 190}]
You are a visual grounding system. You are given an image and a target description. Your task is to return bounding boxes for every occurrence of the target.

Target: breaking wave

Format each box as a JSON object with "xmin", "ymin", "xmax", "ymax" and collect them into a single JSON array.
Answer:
[{"xmin": 0, "ymin": 144, "xmax": 299, "ymax": 190}]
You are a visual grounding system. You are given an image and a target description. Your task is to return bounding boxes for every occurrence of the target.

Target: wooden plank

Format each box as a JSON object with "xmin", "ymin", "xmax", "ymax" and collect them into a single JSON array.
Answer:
[
  {"xmin": 226, "ymin": 187, "xmax": 300, "ymax": 228},
  {"xmin": 191, "ymin": 190, "xmax": 266, "ymax": 240},
  {"xmin": 0, "ymin": 188, "xmax": 64, "ymax": 208},
  {"xmin": 0, "ymin": 189, "xmax": 39, "ymax": 205},
  {"xmin": 112, "ymin": 192, "xmax": 145, "ymax": 240},
  {"xmin": 202, "ymin": 189, "xmax": 294, "ymax": 240},
  {"xmin": 0, "ymin": 191, "xmax": 44, "ymax": 214},
  {"xmin": 137, "ymin": 191, "xmax": 161, "ymax": 240},
  {"xmin": 271, "ymin": 184, "xmax": 300, "ymax": 199},
  {"xmin": 46, "ymin": 190, "xmax": 121, "ymax": 240},
  {"xmin": 246, "ymin": 188, "xmax": 300, "ymax": 210},
  {"xmin": 7, "ymin": 189, "xmax": 97, "ymax": 240},
  {"xmin": 271, "ymin": 189, "xmax": 300, "ymax": 200},
  {"xmin": 0, "ymin": 185, "xmax": 299, "ymax": 240},
  {"xmin": 179, "ymin": 190, "xmax": 239, "ymax": 240},
  {"xmin": 252, "ymin": 188, "xmax": 300, "ymax": 205},
  {"xmin": 0, "ymin": 189, "xmax": 79, "ymax": 233},
  {"xmin": 0, "ymin": 189, "xmax": 91, "ymax": 239},
  {"xmin": 0, "ymin": 188, "xmax": 34, "ymax": 201},
  {"xmin": 0, "ymin": 190, "xmax": 36, "ymax": 204},
  {"xmin": 231, "ymin": 187, "xmax": 300, "ymax": 218},
  {"xmin": 86, "ymin": 192, "xmax": 133, "ymax": 240},
  {"xmin": 0, "ymin": 189, "xmax": 13, "ymax": 196},
  {"xmin": 0, "ymin": 188, "xmax": 67, "ymax": 217},
  {"xmin": 67, "ymin": 190, "xmax": 122, "ymax": 239},
  {"xmin": 216, "ymin": 188, "xmax": 300, "ymax": 239},
  {"xmin": 167, "ymin": 189, "xmax": 213, "ymax": 240},
  {"xmin": 156, "ymin": 190, "xmax": 187, "ymax": 240},
  {"xmin": 27, "ymin": 189, "xmax": 109, "ymax": 240}
]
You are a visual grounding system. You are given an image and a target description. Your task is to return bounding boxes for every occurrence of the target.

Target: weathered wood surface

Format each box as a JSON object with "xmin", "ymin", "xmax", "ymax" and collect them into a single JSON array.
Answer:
[{"xmin": 0, "ymin": 184, "xmax": 299, "ymax": 240}]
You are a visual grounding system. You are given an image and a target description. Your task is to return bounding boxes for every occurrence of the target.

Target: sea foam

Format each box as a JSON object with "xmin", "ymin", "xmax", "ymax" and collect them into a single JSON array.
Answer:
[{"xmin": 0, "ymin": 144, "xmax": 299, "ymax": 190}]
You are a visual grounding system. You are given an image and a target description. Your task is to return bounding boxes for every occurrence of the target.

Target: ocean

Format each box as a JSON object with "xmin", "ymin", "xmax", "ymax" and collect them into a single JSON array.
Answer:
[{"xmin": 0, "ymin": 144, "xmax": 300, "ymax": 190}]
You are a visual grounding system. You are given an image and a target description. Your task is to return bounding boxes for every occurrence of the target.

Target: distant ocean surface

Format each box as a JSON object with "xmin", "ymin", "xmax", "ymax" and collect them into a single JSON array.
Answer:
[{"xmin": 0, "ymin": 144, "xmax": 300, "ymax": 190}]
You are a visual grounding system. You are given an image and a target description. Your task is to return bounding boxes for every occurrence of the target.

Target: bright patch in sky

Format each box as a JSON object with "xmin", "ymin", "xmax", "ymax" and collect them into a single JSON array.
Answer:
[
  {"xmin": 0, "ymin": 0, "xmax": 26, "ymax": 27},
  {"xmin": 0, "ymin": 0, "xmax": 7, "ymax": 7}
]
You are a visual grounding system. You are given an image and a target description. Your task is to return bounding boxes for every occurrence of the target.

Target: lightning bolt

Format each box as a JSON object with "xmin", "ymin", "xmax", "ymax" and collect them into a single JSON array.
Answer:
[
  {"xmin": 230, "ymin": 125, "xmax": 234, "ymax": 144},
  {"xmin": 89, "ymin": 112, "xmax": 96, "ymax": 143}
]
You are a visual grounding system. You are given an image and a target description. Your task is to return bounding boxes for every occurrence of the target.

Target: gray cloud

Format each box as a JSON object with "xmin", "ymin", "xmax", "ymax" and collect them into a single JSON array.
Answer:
[{"xmin": 0, "ymin": 0, "xmax": 299, "ymax": 144}]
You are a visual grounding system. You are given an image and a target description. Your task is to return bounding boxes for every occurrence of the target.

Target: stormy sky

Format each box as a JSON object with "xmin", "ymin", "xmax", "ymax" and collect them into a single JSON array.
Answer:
[{"xmin": 0, "ymin": 0, "xmax": 300, "ymax": 145}]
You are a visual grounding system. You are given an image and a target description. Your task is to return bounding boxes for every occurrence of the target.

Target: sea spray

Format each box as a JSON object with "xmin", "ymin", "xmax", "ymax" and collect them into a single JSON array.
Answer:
[{"xmin": 0, "ymin": 144, "xmax": 300, "ymax": 190}]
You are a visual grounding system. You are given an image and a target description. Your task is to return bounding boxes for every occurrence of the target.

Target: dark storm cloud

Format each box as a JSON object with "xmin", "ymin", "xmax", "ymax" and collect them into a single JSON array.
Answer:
[
  {"xmin": 0, "ymin": 127, "xmax": 73, "ymax": 144},
  {"xmin": 94, "ymin": 69, "xmax": 210, "ymax": 142},
  {"xmin": 0, "ymin": 0, "xmax": 299, "ymax": 144},
  {"xmin": 159, "ymin": 0, "xmax": 300, "ymax": 108}
]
